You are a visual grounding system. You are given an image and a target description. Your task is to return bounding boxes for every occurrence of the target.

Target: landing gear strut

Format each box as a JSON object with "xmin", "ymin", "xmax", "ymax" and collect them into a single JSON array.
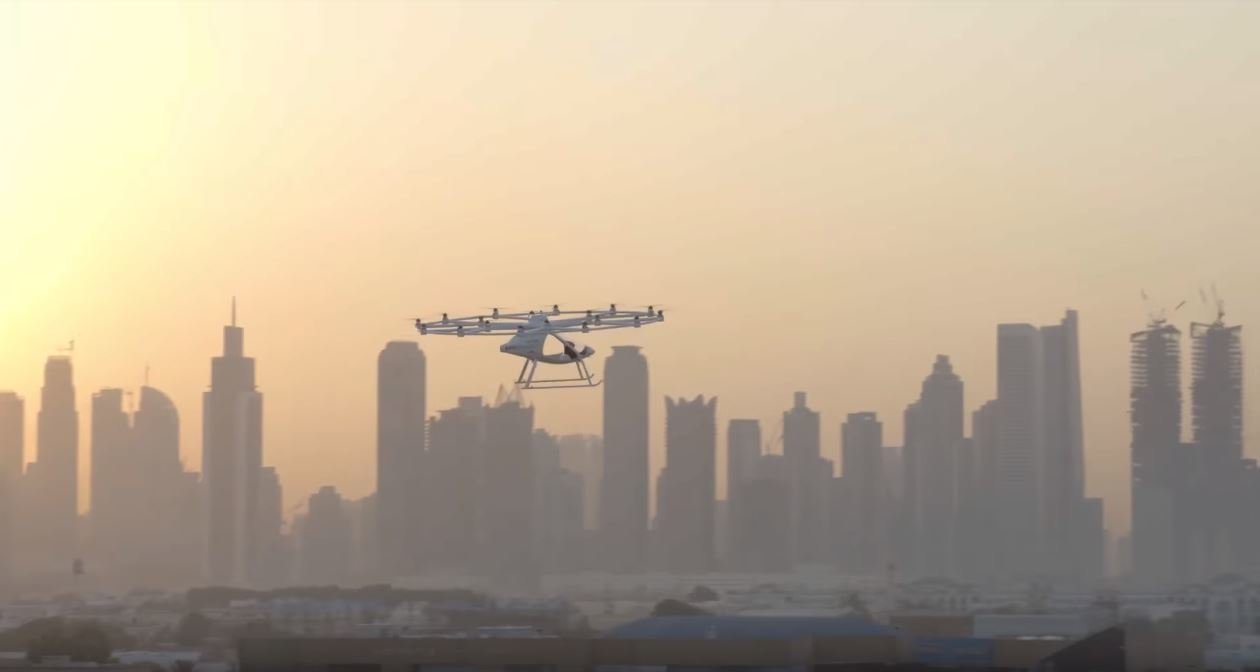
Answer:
[{"xmin": 515, "ymin": 358, "xmax": 600, "ymax": 390}]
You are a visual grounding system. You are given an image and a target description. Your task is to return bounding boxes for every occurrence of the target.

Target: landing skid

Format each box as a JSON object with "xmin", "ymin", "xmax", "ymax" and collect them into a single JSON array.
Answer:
[{"xmin": 516, "ymin": 359, "xmax": 601, "ymax": 390}]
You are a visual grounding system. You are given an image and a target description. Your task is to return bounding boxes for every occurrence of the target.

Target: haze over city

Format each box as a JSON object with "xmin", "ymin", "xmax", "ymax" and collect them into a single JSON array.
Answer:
[
  {"xmin": 7, "ymin": 4, "xmax": 1260, "ymax": 671},
  {"xmin": 4, "ymin": 1, "xmax": 1260, "ymax": 563}
]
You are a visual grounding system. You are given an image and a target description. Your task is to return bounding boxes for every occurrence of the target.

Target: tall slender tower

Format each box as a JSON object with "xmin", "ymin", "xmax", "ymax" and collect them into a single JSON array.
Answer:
[
  {"xmin": 726, "ymin": 419, "xmax": 762, "ymax": 509},
  {"xmin": 299, "ymin": 486, "xmax": 353, "ymax": 585},
  {"xmin": 783, "ymin": 392, "xmax": 826, "ymax": 565},
  {"xmin": 33, "ymin": 356, "xmax": 79, "ymax": 565},
  {"xmin": 904, "ymin": 356, "xmax": 964, "ymax": 577},
  {"xmin": 841, "ymin": 412, "xmax": 884, "ymax": 573},
  {"xmin": 203, "ymin": 300, "xmax": 264, "ymax": 585},
  {"xmin": 1040, "ymin": 310, "xmax": 1091, "ymax": 579},
  {"xmin": 726, "ymin": 419, "xmax": 762, "ymax": 568},
  {"xmin": 600, "ymin": 346, "xmax": 649, "ymax": 571},
  {"xmin": 90, "ymin": 389, "xmax": 131, "ymax": 557},
  {"xmin": 995, "ymin": 324, "xmax": 1043, "ymax": 576},
  {"xmin": 1130, "ymin": 320, "xmax": 1184, "ymax": 583},
  {"xmin": 482, "ymin": 399, "xmax": 537, "ymax": 589},
  {"xmin": 657, "ymin": 395, "xmax": 717, "ymax": 572},
  {"xmin": 376, "ymin": 341, "xmax": 426, "ymax": 577},
  {"xmin": 0, "ymin": 392, "xmax": 23, "ymax": 586},
  {"xmin": 1190, "ymin": 313, "xmax": 1243, "ymax": 577}
]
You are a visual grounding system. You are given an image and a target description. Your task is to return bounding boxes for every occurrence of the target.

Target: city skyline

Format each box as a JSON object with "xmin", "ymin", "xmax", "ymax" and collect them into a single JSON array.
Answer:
[
  {"xmin": 0, "ymin": 300, "xmax": 1252, "ymax": 540},
  {"xmin": 0, "ymin": 299, "xmax": 1250, "ymax": 588},
  {"xmin": 5, "ymin": 2, "xmax": 1260, "ymax": 539}
]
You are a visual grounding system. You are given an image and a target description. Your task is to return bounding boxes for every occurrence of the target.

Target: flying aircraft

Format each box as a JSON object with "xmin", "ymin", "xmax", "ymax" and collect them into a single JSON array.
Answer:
[{"xmin": 413, "ymin": 304, "xmax": 664, "ymax": 389}]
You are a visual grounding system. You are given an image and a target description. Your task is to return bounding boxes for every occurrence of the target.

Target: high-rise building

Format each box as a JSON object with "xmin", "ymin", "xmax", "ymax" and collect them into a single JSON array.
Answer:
[
  {"xmin": 299, "ymin": 486, "xmax": 352, "ymax": 585},
  {"xmin": 255, "ymin": 466, "xmax": 287, "ymax": 586},
  {"xmin": 533, "ymin": 430, "xmax": 586, "ymax": 573},
  {"xmin": 133, "ymin": 386, "xmax": 200, "ymax": 583},
  {"xmin": 783, "ymin": 392, "xmax": 827, "ymax": 565},
  {"xmin": 903, "ymin": 356, "xmax": 964, "ymax": 577},
  {"xmin": 203, "ymin": 301, "xmax": 265, "ymax": 585},
  {"xmin": 556, "ymin": 434, "xmax": 601, "ymax": 532},
  {"xmin": 1040, "ymin": 310, "xmax": 1091, "ymax": 580},
  {"xmin": 90, "ymin": 389, "xmax": 132, "ymax": 562},
  {"xmin": 840, "ymin": 412, "xmax": 884, "ymax": 573},
  {"xmin": 376, "ymin": 341, "xmax": 426, "ymax": 577},
  {"xmin": 482, "ymin": 398, "xmax": 537, "ymax": 589},
  {"xmin": 730, "ymin": 454, "xmax": 792, "ymax": 572},
  {"xmin": 1190, "ymin": 315, "xmax": 1244, "ymax": 578},
  {"xmin": 994, "ymin": 324, "xmax": 1043, "ymax": 576},
  {"xmin": 657, "ymin": 395, "xmax": 717, "ymax": 572},
  {"xmin": 425, "ymin": 397, "xmax": 485, "ymax": 571},
  {"xmin": 28, "ymin": 356, "xmax": 79, "ymax": 567},
  {"xmin": 725, "ymin": 419, "xmax": 761, "ymax": 565},
  {"xmin": 968, "ymin": 400, "xmax": 1000, "ymax": 580},
  {"xmin": 1130, "ymin": 320, "xmax": 1186, "ymax": 583},
  {"xmin": 0, "ymin": 392, "xmax": 20, "ymax": 485},
  {"xmin": 726, "ymin": 420, "xmax": 761, "ymax": 507},
  {"xmin": 0, "ymin": 392, "xmax": 22, "ymax": 587},
  {"xmin": 1192, "ymin": 318, "xmax": 1244, "ymax": 467},
  {"xmin": 600, "ymin": 346, "xmax": 649, "ymax": 572}
]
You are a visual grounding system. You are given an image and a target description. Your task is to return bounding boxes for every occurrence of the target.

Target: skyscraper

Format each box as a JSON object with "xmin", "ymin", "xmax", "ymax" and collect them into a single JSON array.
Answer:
[
  {"xmin": 0, "ymin": 393, "xmax": 20, "ymax": 485},
  {"xmin": 0, "ymin": 392, "xmax": 22, "ymax": 587},
  {"xmin": 1192, "ymin": 318, "xmax": 1243, "ymax": 467},
  {"xmin": 657, "ymin": 395, "xmax": 717, "ymax": 572},
  {"xmin": 132, "ymin": 386, "xmax": 201, "ymax": 583},
  {"xmin": 30, "ymin": 356, "xmax": 79, "ymax": 566},
  {"xmin": 1130, "ymin": 320, "xmax": 1185, "ymax": 583},
  {"xmin": 556, "ymin": 434, "xmax": 602, "ymax": 531},
  {"xmin": 725, "ymin": 419, "xmax": 761, "ymax": 566},
  {"xmin": 783, "ymin": 392, "xmax": 827, "ymax": 565},
  {"xmin": 731, "ymin": 454, "xmax": 792, "ymax": 572},
  {"xmin": 255, "ymin": 465, "xmax": 287, "ymax": 586},
  {"xmin": 969, "ymin": 400, "xmax": 1000, "ymax": 580},
  {"xmin": 299, "ymin": 486, "xmax": 352, "ymax": 585},
  {"xmin": 90, "ymin": 389, "xmax": 131, "ymax": 560},
  {"xmin": 533, "ymin": 430, "xmax": 586, "ymax": 574},
  {"xmin": 376, "ymin": 341, "xmax": 426, "ymax": 577},
  {"xmin": 1190, "ymin": 315, "xmax": 1243, "ymax": 578},
  {"xmin": 482, "ymin": 398, "xmax": 537, "ymax": 589},
  {"xmin": 904, "ymin": 356, "xmax": 964, "ymax": 577},
  {"xmin": 203, "ymin": 301, "xmax": 265, "ymax": 585},
  {"xmin": 600, "ymin": 346, "xmax": 649, "ymax": 572},
  {"xmin": 840, "ymin": 412, "xmax": 884, "ymax": 573},
  {"xmin": 726, "ymin": 419, "xmax": 761, "ymax": 509},
  {"xmin": 994, "ymin": 324, "xmax": 1043, "ymax": 575},
  {"xmin": 425, "ymin": 397, "xmax": 485, "ymax": 571},
  {"xmin": 1040, "ymin": 310, "xmax": 1090, "ymax": 579}
]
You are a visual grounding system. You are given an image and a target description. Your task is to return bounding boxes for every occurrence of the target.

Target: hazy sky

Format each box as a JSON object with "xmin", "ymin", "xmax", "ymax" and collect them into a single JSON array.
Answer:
[{"xmin": 3, "ymin": 1, "xmax": 1259, "ymax": 534}]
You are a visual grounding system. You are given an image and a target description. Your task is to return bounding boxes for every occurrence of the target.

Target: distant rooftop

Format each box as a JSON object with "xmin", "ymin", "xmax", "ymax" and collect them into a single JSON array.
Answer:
[{"xmin": 605, "ymin": 615, "xmax": 895, "ymax": 640}]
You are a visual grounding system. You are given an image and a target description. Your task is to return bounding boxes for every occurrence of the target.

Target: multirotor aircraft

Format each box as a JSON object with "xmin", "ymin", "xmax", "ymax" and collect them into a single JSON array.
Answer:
[{"xmin": 413, "ymin": 304, "xmax": 664, "ymax": 389}]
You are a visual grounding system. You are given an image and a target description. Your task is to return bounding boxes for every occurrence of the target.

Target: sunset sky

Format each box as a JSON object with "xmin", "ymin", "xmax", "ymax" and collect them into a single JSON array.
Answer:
[{"xmin": 3, "ymin": 1, "xmax": 1259, "ymax": 533}]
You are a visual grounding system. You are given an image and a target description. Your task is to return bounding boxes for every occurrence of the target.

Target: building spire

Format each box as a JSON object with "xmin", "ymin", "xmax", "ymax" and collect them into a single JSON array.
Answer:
[{"xmin": 231, "ymin": 296, "xmax": 237, "ymax": 327}]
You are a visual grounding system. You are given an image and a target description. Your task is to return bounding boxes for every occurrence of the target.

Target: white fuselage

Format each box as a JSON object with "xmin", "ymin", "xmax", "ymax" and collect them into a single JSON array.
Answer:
[{"xmin": 499, "ymin": 316, "xmax": 595, "ymax": 365}]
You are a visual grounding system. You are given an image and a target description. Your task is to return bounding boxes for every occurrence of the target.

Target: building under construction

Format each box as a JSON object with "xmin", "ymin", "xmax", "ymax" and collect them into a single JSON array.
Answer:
[{"xmin": 1129, "ymin": 320, "xmax": 1189, "ymax": 584}]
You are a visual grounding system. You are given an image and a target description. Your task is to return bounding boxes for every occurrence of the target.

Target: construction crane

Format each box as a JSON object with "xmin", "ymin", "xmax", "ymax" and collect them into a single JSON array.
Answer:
[{"xmin": 1140, "ymin": 289, "xmax": 1185, "ymax": 327}]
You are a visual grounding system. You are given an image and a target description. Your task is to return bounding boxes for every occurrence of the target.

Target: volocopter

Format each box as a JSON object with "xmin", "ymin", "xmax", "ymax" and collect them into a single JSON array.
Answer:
[{"xmin": 413, "ymin": 304, "xmax": 664, "ymax": 389}]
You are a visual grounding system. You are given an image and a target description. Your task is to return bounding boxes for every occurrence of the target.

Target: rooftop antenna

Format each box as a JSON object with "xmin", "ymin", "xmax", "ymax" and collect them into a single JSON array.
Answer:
[{"xmin": 231, "ymin": 296, "xmax": 237, "ymax": 327}]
